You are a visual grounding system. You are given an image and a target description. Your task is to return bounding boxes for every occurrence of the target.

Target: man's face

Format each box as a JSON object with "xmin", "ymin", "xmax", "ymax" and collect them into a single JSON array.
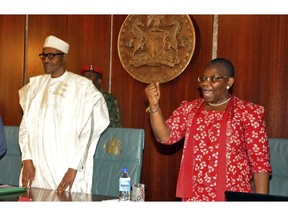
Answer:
[
  {"xmin": 83, "ymin": 71, "xmax": 102, "ymax": 89},
  {"xmin": 40, "ymin": 47, "xmax": 66, "ymax": 77}
]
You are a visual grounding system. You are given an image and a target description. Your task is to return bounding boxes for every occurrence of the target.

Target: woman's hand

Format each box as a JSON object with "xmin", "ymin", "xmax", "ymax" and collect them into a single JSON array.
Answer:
[{"xmin": 145, "ymin": 82, "xmax": 160, "ymax": 109}]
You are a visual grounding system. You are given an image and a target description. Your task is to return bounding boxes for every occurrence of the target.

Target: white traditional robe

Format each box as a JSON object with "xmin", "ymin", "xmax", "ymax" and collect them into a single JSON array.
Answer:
[{"xmin": 18, "ymin": 71, "xmax": 109, "ymax": 193}]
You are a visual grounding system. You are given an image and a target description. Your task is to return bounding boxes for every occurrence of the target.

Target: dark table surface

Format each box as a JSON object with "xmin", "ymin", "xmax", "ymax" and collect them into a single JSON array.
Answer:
[{"xmin": 0, "ymin": 187, "xmax": 119, "ymax": 202}]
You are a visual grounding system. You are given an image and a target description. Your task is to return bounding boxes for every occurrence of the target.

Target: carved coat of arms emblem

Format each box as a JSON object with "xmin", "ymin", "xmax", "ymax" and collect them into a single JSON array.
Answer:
[
  {"xmin": 103, "ymin": 137, "xmax": 123, "ymax": 156},
  {"xmin": 118, "ymin": 15, "xmax": 196, "ymax": 84}
]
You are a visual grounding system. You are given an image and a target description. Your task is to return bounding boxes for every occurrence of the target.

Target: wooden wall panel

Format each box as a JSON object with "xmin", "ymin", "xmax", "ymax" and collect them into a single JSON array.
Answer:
[
  {"xmin": 0, "ymin": 15, "xmax": 25, "ymax": 125},
  {"xmin": 66, "ymin": 15, "xmax": 111, "ymax": 89},
  {"xmin": 112, "ymin": 15, "xmax": 213, "ymax": 200},
  {"xmin": 217, "ymin": 15, "xmax": 288, "ymax": 138},
  {"xmin": 26, "ymin": 15, "xmax": 69, "ymax": 81}
]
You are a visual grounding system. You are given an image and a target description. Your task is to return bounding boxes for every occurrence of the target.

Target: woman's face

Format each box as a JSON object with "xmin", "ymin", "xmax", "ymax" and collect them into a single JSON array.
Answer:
[{"xmin": 199, "ymin": 64, "xmax": 234, "ymax": 104}]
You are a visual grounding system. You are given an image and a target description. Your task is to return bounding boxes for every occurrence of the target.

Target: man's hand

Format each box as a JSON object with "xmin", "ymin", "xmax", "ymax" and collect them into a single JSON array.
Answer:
[
  {"xmin": 21, "ymin": 159, "xmax": 35, "ymax": 188},
  {"xmin": 56, "ymin": 168, "xmax": 77, "ymax": 193}
]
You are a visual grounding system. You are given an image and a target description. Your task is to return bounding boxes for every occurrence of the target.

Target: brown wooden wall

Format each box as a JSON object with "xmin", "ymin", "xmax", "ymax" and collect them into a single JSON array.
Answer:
[
  {"xmin": 0, "ymin": 15, "xmax": 287, "ymax": 201},
  {"xmin": 217, "ymin": 15, "xmax": 288, "ymax": 138}
]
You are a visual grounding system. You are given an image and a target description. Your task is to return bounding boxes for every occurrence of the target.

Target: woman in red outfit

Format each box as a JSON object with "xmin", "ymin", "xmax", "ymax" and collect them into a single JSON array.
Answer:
[{"xmin": 145, "ymin": 58, "xmax": 272, "ymax": 201}]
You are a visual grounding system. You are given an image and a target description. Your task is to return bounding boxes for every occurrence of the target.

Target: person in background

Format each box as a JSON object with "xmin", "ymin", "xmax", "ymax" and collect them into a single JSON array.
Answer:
[
  {"xmin": 0, "ymin": 116, "xmax": 7, "ymax": 160},
  {"xmin": 145, "ymin": 57, "xmax": 272, "ymax": 201},
  {"xmin": 18, "ymin": 35, "xmax": 110, "ymax": 194},
  {"xmin": 81, "ymin": 65, "xmax": 122, "ymax": 128}
]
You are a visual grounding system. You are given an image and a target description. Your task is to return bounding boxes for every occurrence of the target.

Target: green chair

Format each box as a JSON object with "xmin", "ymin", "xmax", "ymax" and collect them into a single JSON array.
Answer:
[
  {"xmin": 0, "ymin": 126, "xmax": 22, "ymax": 186},
  {"xmin": 268, "ymin": 138, "xmax": 288, "ymax": 196},
  {"xmin": 0, "ymin": 116, "xmax": 7, "ymax": 159},
  {"xmin": 92, "ymin": 127, "xmax": 145, "ymax": 197}
]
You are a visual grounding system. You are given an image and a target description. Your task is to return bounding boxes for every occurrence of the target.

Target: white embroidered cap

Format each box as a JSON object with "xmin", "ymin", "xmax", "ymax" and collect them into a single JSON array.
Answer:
[{"xmin": 43, "ymin": 35, "xmax": 69, "ymax": 54}]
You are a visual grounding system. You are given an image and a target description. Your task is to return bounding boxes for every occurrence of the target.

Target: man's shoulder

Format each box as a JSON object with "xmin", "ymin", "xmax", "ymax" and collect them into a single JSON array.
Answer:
[
  {"xmin": 101, "ymin": 91, "xmax": 119, "ymax": 106},
  {"xmin": 66, "ymin": 71, "xmax": 95, "ymax": 86},
  {"xmin": 29, "ymin": 74, "xmax": 49, "ymax": 82},
  {"xmin": 22, "ymin": 74, "xmax": 49, "ymax": 89},
  {"xmin": 101, "ymin": 91, "xmax": 116, "ymax": 99},
  {"xmin": 66, "ymin": 71, "xmax": 86, "ymax": 81}
]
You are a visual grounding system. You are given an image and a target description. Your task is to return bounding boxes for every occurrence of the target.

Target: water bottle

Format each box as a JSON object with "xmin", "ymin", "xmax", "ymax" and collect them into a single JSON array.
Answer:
[{"xmin": 119, "ymin": 167, "xmax": 131, "ymax": 201}]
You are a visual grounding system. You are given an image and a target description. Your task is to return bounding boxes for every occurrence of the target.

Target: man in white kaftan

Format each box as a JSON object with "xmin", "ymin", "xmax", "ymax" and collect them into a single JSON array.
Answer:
[{"xmin": 18, "ymin": 35, "xmax": 110, "ymax": 194}]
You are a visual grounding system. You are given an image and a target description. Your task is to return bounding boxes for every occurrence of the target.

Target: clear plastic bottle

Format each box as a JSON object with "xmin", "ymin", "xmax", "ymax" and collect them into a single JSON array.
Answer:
[{"xmin": 119, "ymin": 167, "xmax": 131, "ymax": 201}]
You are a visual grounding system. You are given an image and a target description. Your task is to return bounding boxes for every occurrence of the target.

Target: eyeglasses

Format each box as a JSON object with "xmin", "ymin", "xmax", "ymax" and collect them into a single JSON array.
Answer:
[
  {"xmin": 39, "ymin": 53, "xmax": 65, "ymax": 60},
  {"xmin": 197, "ymin": 76, "xmax": 230, "ymax": 83}
]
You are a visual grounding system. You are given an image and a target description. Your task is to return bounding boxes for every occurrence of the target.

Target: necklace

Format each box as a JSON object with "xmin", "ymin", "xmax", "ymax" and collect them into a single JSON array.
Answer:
[{"xmin": 208, "ymin": 97, "xmax": 231, "ymax": 107}]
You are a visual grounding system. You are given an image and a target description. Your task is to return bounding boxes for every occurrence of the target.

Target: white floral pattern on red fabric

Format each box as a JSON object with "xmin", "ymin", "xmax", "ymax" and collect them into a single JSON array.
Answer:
[{"xmin": 163, "ymin": 96, "xmax": 272, "ymax": 201}]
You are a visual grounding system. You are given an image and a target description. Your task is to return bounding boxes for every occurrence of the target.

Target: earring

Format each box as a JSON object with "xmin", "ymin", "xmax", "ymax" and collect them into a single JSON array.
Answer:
[{"xmin": 226, "ymin": 86, "xmax": 230, "ymax": 89}]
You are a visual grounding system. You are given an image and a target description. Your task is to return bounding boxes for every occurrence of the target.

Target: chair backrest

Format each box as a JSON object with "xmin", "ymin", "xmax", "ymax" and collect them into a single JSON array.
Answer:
[
  {"xmin": 268, "ymin": 138, "xmax": 288, "ymax": 196},
  {"xmin": 92, "ymin": 127, "xmax": 145, "ymax": 197},
  {"xmin": 0, "ymin": 126, "xmax": 22, "ymax": 186},
  {"xmin": 0, "ymin": 116, "xmax": 7, "ymax": 159}
]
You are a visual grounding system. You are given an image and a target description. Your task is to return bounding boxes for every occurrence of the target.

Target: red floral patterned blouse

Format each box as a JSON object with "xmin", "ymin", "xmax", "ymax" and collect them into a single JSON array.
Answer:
[{"xmin": 163, "ymin": 96, "xmax": 272, "ymax": 201}]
